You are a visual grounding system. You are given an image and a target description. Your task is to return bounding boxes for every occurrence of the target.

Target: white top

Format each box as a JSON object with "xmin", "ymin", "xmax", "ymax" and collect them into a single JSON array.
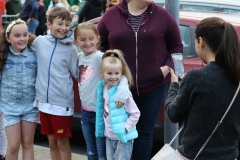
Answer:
[
  {"xmin": 33, "ymin": 100, "xmax": 74, "ymax": 116},
  {"xmin": 78, "ymin": 51, "xmax": 103, "ymax": 111}
]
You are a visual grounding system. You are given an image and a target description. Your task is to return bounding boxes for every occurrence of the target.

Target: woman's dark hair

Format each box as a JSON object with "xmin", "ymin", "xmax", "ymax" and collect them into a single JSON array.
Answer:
[{"xmin": 195, "ymin": 17, "xmax": 240, "ymax": 82}]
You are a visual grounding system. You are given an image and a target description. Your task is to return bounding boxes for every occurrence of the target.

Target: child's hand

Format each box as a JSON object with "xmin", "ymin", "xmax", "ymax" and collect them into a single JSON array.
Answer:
[{"xmin": 115, "ymin": 101, "xmax": 124, "ymax": 108}]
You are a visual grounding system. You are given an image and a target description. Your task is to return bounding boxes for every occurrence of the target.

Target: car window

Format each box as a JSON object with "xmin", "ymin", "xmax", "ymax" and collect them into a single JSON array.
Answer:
[
  {"xmin": 179, "ymin": 25, "xmax": 198, "ymax": 58},
  {"xmin": 222, "ymin": 8, "xmax": 240, "ymax": 14},
  {"xmin": 181, "ymin": 5, "xmax": 214, "ymax": 11}
]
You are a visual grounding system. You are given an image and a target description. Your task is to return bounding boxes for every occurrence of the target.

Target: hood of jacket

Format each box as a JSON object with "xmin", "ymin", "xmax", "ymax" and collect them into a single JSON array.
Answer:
[
  {"xmin": 89, "ymin": 0, "xmax": 103, "ymax": 6},
  {"xmin": 46, "ymin": 30, "xmax": 75, "ymax": 45}
]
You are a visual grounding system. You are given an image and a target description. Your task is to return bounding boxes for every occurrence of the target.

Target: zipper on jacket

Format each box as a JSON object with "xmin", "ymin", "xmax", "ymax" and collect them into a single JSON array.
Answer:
[
  {"xmin": 127, "ymin": 18, "xmax": 148, "ymax": 96},
  {"xmin": 47, "ymin": 39, "xmax": 57, "ymax": 102},
  {"xmin": 134, "ymin": 31, "xmax": 139, "ymax": 96}
]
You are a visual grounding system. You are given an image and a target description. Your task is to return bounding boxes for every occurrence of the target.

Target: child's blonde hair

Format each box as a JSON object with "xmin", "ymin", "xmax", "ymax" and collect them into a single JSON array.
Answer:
[
  {"xmin": 101, "ymin": 49, "xmax": 133, "ymax": 87},
  {"xmin": 74, "ymin": 22, "xmax": 99, "ymax": 39},
  {"xmin": 74, "ymin": 22, "xmax": 100, "ymax": 47}
]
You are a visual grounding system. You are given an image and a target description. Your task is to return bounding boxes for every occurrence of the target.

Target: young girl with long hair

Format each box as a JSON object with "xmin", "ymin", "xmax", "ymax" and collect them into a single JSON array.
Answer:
[
  {"xmin": 96, "ymin": 49, "xmax": 140, "ymax": 160},
  {"xmin": 0, "ymin": 19, "xmax": 38, "ymax": 160},
  {"xmin": 74, "ymin": 22, "xmax": 129, "ymax": 160}
]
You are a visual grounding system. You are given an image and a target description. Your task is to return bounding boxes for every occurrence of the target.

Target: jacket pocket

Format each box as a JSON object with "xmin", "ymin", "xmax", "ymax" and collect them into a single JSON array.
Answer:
[
  {"xmin": 3, "ymin": 60, "xmax": 15, "ymax": 77},
  {"xmin": 138, "ymin": 64, "xmax": 164, "ymax": 85},
  {"xmin": 25, "ymin": 61, "xmax": 37, "ymax": 76}
]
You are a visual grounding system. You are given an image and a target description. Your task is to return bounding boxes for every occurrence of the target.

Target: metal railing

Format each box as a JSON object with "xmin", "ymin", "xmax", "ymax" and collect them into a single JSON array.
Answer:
[
  {"xmin": 2, "ymin": 15, "xmax": 18, "ymax": 28},
  {"xmin": 2, "ymin": 13, "xmax": 78, "ymax": 29}
]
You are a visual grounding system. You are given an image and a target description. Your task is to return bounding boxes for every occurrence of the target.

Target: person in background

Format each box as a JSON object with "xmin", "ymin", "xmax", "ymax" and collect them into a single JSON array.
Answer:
[
  {"xmin": 43, "ymin": 0, "xmax": 51, "ymax": 8},
  {"xmin": 77, "ymin": 0, "xmax": 102, "ymax": 23},
  {"xmin": 105, "ymin": 0, "xmax": 118, "ymax": 11},
  {"xmin": 19, "ymin": 0, "xmax": 39, "ymax": 34},
  {"xmin": 0, "ymin": 19, "xmax": 38, "ymax": 160},
  {"xmin": 96, "ymin": 49, "xmax": 140, "ymax": 160},
  {"xmin": 47, "ymin": 0, "xmax": 70, "ymax": 11},
  {"xmin": 21, "ymin": 0, "xmax": 25, "ymax": 5},
  {"xmin": 47, "ymin": 0, "xmax": 64, "ymax": 11},
  {"xmin": 102, "ymin": 0, "xmax": 106, "ymax": 13},
  {"xmin": 71, "ymin": 4, "xmax": 78, "ymax": 12},
  {"xmin": 58, "ymin": 0, "xmax": 70, "ymax": 10},
  {"xmin": 97, "ymin": 0, "xmax": 183, "ymax": 159},
  {"xmin": 31, "ymin": 7, "xmax": 78, "ymax": 160},
  {"xmin": 35, "ymin": 0, "xmax": 47, "ymax": 36},
  {"xmin": 76, "ymin": 0, "xmax": 86, "ymax": 22},
  {"xmin": 6, "ymin": 0, "xmax": 22, "ymax": 15}
]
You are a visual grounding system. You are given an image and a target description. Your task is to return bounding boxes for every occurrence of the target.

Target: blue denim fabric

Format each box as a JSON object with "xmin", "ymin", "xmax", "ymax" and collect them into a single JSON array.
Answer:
[
  {"xmin": 132, "ymin": 85, "xmax": 167, "ymax": 160},
  {"xmin": 2, "ymin": 100, "xmax": 39, "ymax": 127},
  {"xmin": 81, "ymin": 109, "xmax": 106, "ymax": 160},
  {"xmin": 0, "ymin": 46, "xmax": 38, "ymax": 125},
  {"xmin": 106, "ymin": 138, "xmax": 133, "ymax": 160},
  {"xmin": 27, "ymin": 19, "xmax": 39, "ymax": 34}
]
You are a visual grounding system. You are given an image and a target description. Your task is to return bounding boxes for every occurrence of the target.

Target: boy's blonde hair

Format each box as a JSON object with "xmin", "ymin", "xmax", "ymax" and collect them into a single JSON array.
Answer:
[
  {"xmin": 101, "ymin": 49, "xmax": 134, "ymax": 87},
  {"xmin": 47, "ymin": 7, "xmax": 72, "ymax": 24}
]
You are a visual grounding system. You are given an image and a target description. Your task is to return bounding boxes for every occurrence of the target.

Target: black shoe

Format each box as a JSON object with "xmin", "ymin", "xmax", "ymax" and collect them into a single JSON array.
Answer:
[{"xmin": 0, "ymin": 154, "xmax": 5, "ymax": 160}]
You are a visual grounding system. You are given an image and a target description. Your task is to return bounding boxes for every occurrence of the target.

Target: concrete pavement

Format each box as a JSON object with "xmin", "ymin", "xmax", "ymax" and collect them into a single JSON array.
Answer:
[{"xmin": 18, "ymin": 145, "xmax": 87, "ymax": 160}]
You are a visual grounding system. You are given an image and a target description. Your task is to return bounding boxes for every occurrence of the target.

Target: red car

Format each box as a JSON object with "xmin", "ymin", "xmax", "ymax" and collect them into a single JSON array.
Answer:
[{"xmin": 72, "ymin": 10, "xmax": 240, "ymax": 142}]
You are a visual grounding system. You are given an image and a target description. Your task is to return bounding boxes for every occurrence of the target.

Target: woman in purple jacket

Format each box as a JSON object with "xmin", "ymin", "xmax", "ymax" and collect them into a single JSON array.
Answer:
[{"xmin": 97, "ymin": 0, "xmax": 183, "ymax": 159}]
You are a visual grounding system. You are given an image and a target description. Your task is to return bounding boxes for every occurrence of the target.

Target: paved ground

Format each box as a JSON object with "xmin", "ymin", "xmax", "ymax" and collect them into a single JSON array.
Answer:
[{"xmin": 18, "ymin": 145, "xmax": 87, "ymax": 160}]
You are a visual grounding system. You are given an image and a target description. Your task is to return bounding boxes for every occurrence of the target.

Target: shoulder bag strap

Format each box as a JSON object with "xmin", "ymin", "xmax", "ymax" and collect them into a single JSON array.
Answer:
[{"xmin": 193, "ymin": 82, "xmax": 240, "ymax": 160}]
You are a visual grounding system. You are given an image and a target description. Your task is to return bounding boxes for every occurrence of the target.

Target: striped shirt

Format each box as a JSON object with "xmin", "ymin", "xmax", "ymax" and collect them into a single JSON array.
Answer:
[{"xmin": 125, "ymin": 5, "xmax": 147, "ymax": 32}]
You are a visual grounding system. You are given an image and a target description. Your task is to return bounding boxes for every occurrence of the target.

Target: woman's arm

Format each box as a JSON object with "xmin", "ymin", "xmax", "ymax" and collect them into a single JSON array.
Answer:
[
  {"xmin": 165, "ymin": 70, "xmax": 193, "ymax": 123},
  {"xmin": 97, "ymin": 15, "xmax": 109, "ymax": 52}
]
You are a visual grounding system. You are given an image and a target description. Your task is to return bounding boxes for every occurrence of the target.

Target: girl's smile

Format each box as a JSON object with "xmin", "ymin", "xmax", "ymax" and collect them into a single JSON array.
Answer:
[
  {"xmin": 6, "ymin": 23, "xmax": 29, "ymax": 53},
  {"xmin": 74, "ymin": 29, "xmax": 100, "ymax": 56}
]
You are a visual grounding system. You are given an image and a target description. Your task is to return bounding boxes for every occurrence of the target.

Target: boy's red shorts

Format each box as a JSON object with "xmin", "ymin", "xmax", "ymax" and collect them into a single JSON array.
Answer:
[{"xmin": 39, "ymin": 111, "xmax": 72, "ymax": 138}]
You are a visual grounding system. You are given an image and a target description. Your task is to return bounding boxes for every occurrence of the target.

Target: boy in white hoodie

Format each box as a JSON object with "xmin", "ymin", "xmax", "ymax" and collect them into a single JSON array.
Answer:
[{"xmin": 31, "ymin": 7, "xmax": 78, "ymax": 160}]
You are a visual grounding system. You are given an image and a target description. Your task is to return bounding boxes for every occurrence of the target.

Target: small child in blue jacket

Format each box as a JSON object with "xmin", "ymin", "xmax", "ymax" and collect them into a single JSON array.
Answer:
[{"xmin": 96, "ymin": 49, "xmax": 140, "ymax": 160}]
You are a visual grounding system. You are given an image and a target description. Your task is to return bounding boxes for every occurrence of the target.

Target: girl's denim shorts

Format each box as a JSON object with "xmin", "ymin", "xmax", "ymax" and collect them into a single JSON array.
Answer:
[{"xmin": 0, "ymin": 98, "xmax": 39, "ymax": 127}]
